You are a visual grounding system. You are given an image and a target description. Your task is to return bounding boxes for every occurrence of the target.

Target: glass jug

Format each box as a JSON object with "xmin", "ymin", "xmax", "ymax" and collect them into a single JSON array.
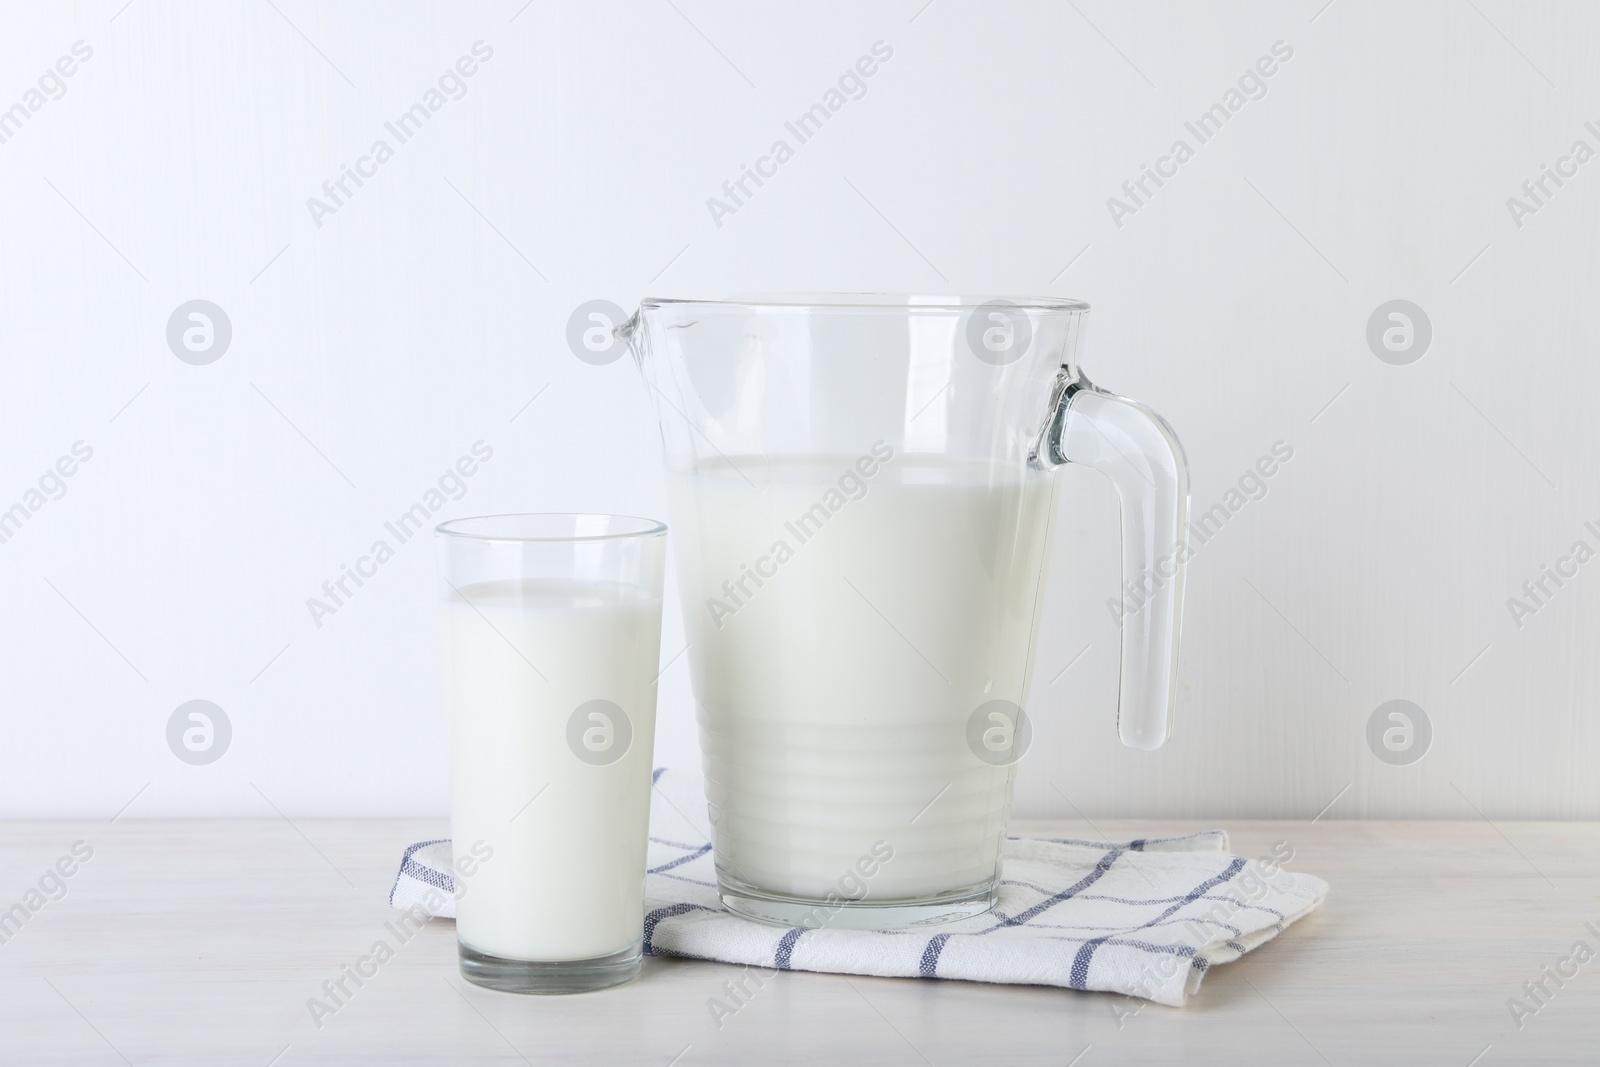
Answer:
[{"xmin": 621, "ymin": 295, "xmax": 1188, "ymax": 929}]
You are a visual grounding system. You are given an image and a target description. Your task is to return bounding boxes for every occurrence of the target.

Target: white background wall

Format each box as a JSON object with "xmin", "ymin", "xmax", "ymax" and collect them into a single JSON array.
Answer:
[{"xmin": 3, "ymin": 0, "xmax": 1597, "ymax": 819}]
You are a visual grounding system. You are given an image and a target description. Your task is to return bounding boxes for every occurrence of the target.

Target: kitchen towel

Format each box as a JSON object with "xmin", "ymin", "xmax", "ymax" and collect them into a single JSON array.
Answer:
[{"xmin": 391, "ymin": 768, "xmax": 1327, "ymax": 1006}]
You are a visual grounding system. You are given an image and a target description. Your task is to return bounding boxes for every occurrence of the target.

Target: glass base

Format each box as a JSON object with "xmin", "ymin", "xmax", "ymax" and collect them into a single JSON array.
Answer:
[
  {"xmin": 458, "ymin": 940, "xmax": 642, "ymax": 994},
  {"xmin": 718, "ymin": 878, "xmax": 997, "ymax": 931}
]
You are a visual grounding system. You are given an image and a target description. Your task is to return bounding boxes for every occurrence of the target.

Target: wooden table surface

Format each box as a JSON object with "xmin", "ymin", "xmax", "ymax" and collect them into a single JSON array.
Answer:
[{"xmin": 1, "ymin": 818, "xmax": 1596, "ymax": 1065}]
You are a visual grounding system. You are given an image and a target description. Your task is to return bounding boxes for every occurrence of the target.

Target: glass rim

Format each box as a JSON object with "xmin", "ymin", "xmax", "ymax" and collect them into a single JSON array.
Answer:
[
  {"xmin": 638, "ymin": 293, "xmax": 1090, "ymax": 313},
  {"xmin": 434, "ymin": 513, "xmax": 667, "ymax": 544}
]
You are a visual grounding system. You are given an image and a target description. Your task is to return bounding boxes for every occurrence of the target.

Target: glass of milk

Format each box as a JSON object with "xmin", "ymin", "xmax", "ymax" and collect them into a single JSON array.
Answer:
[{"xmin": 435, "ymin": 514, "xmax": 666, "ymax": 993}]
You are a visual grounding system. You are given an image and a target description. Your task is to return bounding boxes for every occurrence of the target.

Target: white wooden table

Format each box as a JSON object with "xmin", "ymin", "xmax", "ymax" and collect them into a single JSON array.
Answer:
[{"xmin": 1, "ymin": 818, "xmax": 1595, "ymax": 1065}]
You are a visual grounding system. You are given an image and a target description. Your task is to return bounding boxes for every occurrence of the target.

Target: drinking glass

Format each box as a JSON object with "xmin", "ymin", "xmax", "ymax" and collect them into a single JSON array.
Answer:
[{"xmin": 436, "ymin": 513, "xmax": 666, "ymax": 993}]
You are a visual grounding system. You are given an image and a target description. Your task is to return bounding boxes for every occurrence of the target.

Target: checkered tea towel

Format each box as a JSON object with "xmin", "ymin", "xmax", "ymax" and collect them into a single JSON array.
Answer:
[{"xmin": 391, "ymin": 768, "xmax": 1327, "ymax": 1006}]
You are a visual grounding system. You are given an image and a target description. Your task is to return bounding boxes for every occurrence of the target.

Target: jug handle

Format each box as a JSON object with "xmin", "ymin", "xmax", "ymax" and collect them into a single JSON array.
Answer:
[{"xmin": 1038, "ymin": 371, "xmax": 1190, "ymax": 750}]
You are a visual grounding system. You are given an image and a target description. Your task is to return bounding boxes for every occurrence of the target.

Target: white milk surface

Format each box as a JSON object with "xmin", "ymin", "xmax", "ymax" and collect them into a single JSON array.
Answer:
[
  {"xmin": 447, "ymin": 578, "xmax": 661, "ymax": 961},
  {"xmin": 668, "ymin": 453, "xmax": 1056, "ymax": 902}
]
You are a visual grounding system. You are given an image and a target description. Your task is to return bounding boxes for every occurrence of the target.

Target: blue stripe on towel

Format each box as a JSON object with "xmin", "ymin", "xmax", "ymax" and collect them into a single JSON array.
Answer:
[
  {"xmin": 643, "ymin": 902, "xmax": 712, "ymax": 956},
  {"xmin": 997, "ymin": 882, "xmax": 1287, "ymax": 921},
  {"xmin": 774, "ymin": 928, "xmax": 807, "ymax": 970},
  {"xmin": 1124, "ymin": 858, "xmax": 1249, "ymax": 934},
  {"xmin": 1069, "ymin": 938, "xmax": 1107, "ymax": 989},
  {"xmin": 999, "ymin": 847, "xmax": 1126, "ymax": 927},
  {"xmin": 648, "ymin": 843, "xmax": 712, "ymax": 874},
  {"xmin": 658, "ymin": 872, "xmax": 719, "ymax": 888},
  {"xmin": 1067, "ymin": 858, "xmax": 1248, "ymax": 988},
  {"xmin": 649, "ymin": 835, "xmax": 708, "ymax": 850},
  {"xmin": 391, "ymin": 839, "xmax": 452, "ymax": 905},
  {"xmin": 919, "ymin": 933, "xmax": 952, "ymax": 977}
]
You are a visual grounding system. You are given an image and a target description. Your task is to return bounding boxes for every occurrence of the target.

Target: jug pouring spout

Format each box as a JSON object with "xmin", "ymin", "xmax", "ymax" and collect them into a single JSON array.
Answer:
[{"xmin": 613, "ymin": 308, "xmax": 643, "ymax": 364}]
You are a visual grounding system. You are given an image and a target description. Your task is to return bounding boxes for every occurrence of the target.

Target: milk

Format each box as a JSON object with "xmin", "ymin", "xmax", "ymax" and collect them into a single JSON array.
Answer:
[
  {"xmin": 447, "ymin": 578, "xmax": 661, "ymax": 961},
  {"xmin": 667, "ymin": 452, "xmax": 1056, "ymax": 903}
]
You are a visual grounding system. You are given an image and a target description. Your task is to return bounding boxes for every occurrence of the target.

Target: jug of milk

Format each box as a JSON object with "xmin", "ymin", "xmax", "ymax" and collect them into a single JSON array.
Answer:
[{"xmin": 622, "ymin": 295, "xmax": 1189, "ymax": 929}]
